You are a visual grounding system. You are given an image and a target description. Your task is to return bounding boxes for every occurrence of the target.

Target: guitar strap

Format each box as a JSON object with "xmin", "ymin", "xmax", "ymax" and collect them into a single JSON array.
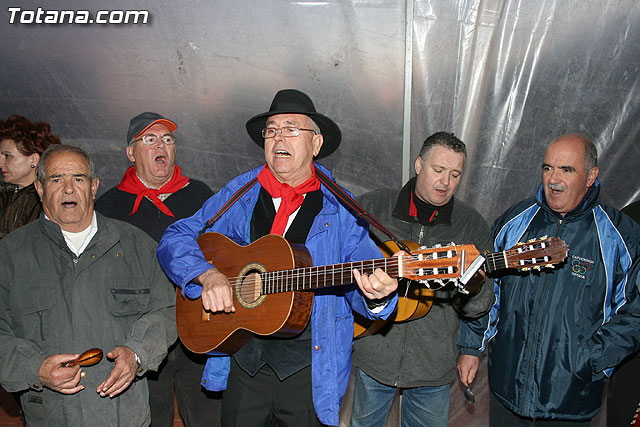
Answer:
[
  {"xmin": 198, "ymin": 178, "xmax": 258, "ymax": 236},
  {"xmin": 198, "ymin": 167, "xmax": 413, "ymax": 255},
  {"xmin": 313, "ymin": 166, "xmax": 415, "ymax": 254}
]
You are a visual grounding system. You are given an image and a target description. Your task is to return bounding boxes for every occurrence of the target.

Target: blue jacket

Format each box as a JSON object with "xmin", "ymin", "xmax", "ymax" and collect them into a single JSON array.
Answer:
[
  {"xmin": 458, "ymin": 180, "xmax": 640, "ymax": 420},
  {"xmin": 157, "ymin": 164, "xmax": 397, "ymax": 426}
]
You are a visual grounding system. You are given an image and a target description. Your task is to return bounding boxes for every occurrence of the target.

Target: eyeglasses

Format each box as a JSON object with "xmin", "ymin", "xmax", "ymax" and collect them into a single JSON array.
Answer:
[
  {"xmin": 132, "ymin": 134, "xmax": 176, "ymax": 145},
  {"xmin": 261, "ymin": 127, "xmax": 317, "ymax": 139}
]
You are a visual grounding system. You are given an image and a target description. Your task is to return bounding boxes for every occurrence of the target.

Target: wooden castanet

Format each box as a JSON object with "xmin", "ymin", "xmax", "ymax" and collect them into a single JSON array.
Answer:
[{"xmin": 63, "ymin": 348, "xmax": 103, "ymax": 367}]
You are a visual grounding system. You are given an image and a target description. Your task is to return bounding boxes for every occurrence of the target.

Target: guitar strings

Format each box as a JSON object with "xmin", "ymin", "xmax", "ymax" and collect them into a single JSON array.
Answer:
[
  {"xmin": 222, "ymin": 254, "xmax": 464, "ymax": 295},
  {"xmin": 213, "ymin": 239, "xmax": 563, "ymax": 294}
]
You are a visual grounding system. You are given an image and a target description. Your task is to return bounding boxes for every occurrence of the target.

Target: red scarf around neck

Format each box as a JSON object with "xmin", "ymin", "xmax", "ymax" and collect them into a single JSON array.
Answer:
[
  {"xmin": 117, "ymin": 165, "xmax": 189, "ymax": 217},
  {"xmin": 257, "ymin": 164, "xmax": 320, "ymax": 235}
]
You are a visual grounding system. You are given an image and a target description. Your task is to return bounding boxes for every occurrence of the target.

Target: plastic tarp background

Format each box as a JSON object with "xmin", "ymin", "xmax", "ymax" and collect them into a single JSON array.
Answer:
[
  {"xmin": 2, "ymin": 0, "xmax": 637, "ymax": 220},
  {"xmin": 1, "ymin": 0, "xmax": 637, "ymax": 425}
]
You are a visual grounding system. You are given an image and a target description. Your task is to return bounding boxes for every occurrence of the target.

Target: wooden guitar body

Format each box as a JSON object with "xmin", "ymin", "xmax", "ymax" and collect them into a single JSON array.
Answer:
[{"xmin": 177, "ymin": 233, "xmax": 313, "ymax": 354}]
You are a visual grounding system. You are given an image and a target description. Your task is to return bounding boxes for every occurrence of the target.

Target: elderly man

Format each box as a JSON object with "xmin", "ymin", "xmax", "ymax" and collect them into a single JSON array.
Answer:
[
  {"xmin": 96, "ymin": 112, "xmax": 216, "ymax": 427},
  {"xmin": 350, "ymin": 132, "xmax": 493, "ymax": 427},
  {"xmin": 0, "ymin": 144, "xmax": 176, "ymax": 426},
  {"xmin": 156, "ymin": 89, "xmax": 398, "ymax": 427},
  {"xmin": 458, "ymin": 134, "xmax": 640, "ymax": 425}
]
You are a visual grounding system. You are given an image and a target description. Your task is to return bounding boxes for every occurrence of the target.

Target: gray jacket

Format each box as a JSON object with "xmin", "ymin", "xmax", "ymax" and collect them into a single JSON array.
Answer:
[
  {"xmin": 0, "ymin": 213, "xmax": 177, "ymax": 426},
  {"xmin": 352, "ymin": 179, "xmax": 494, "ymax": 387}
]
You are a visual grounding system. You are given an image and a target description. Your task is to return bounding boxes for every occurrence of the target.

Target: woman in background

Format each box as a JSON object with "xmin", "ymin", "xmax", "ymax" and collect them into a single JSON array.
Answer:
[{"xmin": 0, "ymin": 115, "xmax": 61, "ymax": 238}]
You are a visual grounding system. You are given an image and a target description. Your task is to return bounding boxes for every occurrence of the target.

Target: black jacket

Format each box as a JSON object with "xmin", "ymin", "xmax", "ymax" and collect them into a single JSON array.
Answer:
[{"xmin": 459, "ymin": 181, "xmax": 640, "ymax": 420}]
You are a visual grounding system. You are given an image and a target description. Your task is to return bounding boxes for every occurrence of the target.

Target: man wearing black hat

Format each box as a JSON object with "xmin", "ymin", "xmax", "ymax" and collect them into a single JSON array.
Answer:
[
  {"xmin": 96, "ymin": 113, "xmax": 217, "ymax": 427},
  {"xmin": 156, "ymin": 89, "xmax": 399, "ymax": 427}
]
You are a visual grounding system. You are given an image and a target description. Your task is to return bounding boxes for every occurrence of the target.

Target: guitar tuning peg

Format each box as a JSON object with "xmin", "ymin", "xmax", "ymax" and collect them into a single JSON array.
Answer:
[
  {"xmin": 533, "ymin": 266, "xmax": 541, "ymax": 271},
  {"xmin": 521, "ymin": 267, "xmax": 530, "ymax": 272},
  {"xmin": 545, "ymin": 264, "xmax": 554, "ymax": 269},
  {"xmin": 517, "ymin": 241, "xmax": 523, "ymax": 246},
  {"xmin": 527, "ymin": 238, "xmax": 536, "ymax": 243},
  {"xmin": 541, "ymin": 235, "xmax": 548, "ymax": 239}
]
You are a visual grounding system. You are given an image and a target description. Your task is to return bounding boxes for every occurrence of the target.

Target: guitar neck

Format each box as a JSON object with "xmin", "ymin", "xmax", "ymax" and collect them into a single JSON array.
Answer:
[
  {"xmin": 256, "ymin": 237, "xmax": 567, "ymax": 294},
  {"xmin": 261, "ymin": 257, "xmax": 399, "ymax": 294},
  {"xmin": 483, "ymin": 250, "xmax": 510, "ymax": 274},
  {"xmin": 483, "ymin": 237, "xmax": 567, "ymax": 273}
]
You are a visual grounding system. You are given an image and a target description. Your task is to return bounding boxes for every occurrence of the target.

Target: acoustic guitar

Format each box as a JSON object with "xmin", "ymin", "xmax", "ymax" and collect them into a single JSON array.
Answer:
[
  {"xmin": 176, "ymin": 232, "xmax": 568, "ymax": 354},
  {"xmin": 353, "ymin": 237, "xmax": 571, "ymax": 337}
]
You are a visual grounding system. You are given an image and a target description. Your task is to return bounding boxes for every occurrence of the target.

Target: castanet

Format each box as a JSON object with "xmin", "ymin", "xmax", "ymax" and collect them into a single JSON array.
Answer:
[{"xmin": 63, "ymin": 348, "xmax": 103, "ymax": 367}]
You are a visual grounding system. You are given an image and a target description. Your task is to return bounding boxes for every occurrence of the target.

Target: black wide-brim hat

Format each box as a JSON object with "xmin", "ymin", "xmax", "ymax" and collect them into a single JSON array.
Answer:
[{"xmin": 245, "ymin": 89, "xmax": 341, "ymax": 159}]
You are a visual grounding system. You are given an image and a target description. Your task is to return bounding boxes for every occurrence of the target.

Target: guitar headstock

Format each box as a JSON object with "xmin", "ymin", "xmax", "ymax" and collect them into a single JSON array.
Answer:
[
  {"xmin": 400, "ymin": 243, "xmax": 480, "ymax": 284},
  {"xmin": 501, "ymin": 236, "xmax": 569, "ymax": 271}
]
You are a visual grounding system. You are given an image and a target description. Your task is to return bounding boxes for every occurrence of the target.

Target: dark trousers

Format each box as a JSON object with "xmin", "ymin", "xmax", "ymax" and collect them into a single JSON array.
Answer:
[
  {"xmin": 148, "ymin": 341, "xmax": 222, "ymax": 427},
  {"xmin": 490, "ymin": 392, "xmax": 591, "ymax": 427},
  {"xmin": 607, "ymin": 352, "xmax": 640, "ymax": 426},
  {"xmin": 221, "ymin": 358, "xmax": 323, "ymax": 427}
]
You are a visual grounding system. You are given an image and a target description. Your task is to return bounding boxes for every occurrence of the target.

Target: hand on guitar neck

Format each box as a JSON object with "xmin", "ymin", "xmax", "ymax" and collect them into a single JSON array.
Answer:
[
  {"xmin": 196, "ymin": 267, "xmax": 236, "ymax": 313},
  {"xmin": 353, "ymin": 262, "xmax": 399, "ymax": 302}
]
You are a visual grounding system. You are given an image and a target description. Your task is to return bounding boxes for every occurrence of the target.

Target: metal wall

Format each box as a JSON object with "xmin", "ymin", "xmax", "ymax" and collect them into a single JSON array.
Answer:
[{"xmin": 2, "ymin": 0, "xmax": 638, "ymax": 220}]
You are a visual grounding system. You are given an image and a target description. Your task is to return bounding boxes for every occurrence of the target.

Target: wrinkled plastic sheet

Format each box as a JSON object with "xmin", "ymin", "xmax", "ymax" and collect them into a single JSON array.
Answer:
[
  {"xmin": 1, "ymin": 0, "xmax": 638, "ymax": 221},
  {"xmin": 0, "ymin": 1, "xmax": 636, "ymax": 426}
]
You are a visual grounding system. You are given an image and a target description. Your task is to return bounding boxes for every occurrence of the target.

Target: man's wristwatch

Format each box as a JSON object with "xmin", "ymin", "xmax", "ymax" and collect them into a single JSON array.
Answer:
[{"xmin": 134, "ymin": 352, "xmax": 143, "ymax": 375}]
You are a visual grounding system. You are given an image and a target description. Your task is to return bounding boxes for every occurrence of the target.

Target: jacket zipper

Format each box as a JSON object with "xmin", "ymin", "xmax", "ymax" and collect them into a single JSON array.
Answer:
[
  {"xmin": 388, "ymin": 224, "xmax": 425, "ymax": 386},
  {"xmin": 394, "ymin": 224, "xmax": 425, "ymax": 385},
  {"xmin": 393, "ymin": 319, "xmax": 410, "ymax": 387},
  {"xmin": 520, "ymin": 218, "xmax": 564, "ymax": 415}
]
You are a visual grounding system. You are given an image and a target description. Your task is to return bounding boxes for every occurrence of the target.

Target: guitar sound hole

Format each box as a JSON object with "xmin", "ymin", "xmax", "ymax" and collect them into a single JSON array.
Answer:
[{"xmin": 236, "ymin": 267, "xmax": 267, "ymax": 309}]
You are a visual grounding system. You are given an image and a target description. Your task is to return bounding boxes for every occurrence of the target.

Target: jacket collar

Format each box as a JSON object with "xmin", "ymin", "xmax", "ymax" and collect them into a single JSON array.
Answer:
[
  {"xmin": 536, "ymin": 178, "xmax": 601, "ymax": 221},
  {"xmin": 38, "ymin": 212, "xmax": 120, "ymax": 255},
  {"xmin": 392, "ymin": 177, "xmax": 453, "ymax": 226}
]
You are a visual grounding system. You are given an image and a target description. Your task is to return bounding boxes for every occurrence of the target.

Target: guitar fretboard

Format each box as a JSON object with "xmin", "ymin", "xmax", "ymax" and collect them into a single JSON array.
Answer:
[
  {"xmin": 245, "ymin": 237, "xmax": 566, "ymax": 295},
  {"xmin": 484, "ymin": 251, "xmax": 508, "ymax": 273},
  {"xmin": 483, "ymin": 239, "xmax": 561, "ymax": 273},
  {"xmin": 260, "ymin": 257, "xmax": 400, "ymax": 294}
]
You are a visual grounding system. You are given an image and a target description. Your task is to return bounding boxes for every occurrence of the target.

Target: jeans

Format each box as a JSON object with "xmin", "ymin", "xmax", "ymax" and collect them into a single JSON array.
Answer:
[{"xmin": 350, "ymin": 367, "xmax": 450, "ymax": 427}]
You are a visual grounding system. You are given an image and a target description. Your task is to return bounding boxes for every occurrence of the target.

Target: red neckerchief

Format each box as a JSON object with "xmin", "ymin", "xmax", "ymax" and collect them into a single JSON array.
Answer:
[
  {"xmin": 116, "ymin": 165, "xmax": 189, "ymax": 217},
  {"xmin": 257, "ymin": 164, "xmax": 320, "ymax": 236}
]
